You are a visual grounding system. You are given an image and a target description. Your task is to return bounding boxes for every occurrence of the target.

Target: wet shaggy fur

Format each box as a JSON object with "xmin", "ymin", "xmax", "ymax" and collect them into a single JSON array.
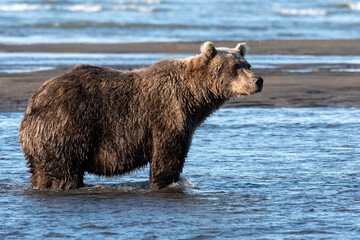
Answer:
[{"xmin": 19, "ymin": 42, "xmax": 263, "ymax": 189}]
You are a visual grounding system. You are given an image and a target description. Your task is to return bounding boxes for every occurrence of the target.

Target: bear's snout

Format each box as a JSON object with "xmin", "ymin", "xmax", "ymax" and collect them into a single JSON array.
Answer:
[{"xmin": 255, "ymin": 77, "xmax": 263, "ymax": 92}]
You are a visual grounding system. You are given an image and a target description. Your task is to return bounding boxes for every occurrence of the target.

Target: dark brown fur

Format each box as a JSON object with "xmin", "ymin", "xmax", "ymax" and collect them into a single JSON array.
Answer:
[{"xmin": 19, "ymin": 42, "xmax": 263, "ymax": 189}]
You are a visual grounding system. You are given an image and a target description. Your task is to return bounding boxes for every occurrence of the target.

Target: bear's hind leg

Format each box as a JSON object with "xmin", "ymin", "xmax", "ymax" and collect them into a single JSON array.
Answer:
[
  {"xmin": 47, "ymin": 174, "xmax": 84, "ymax": 190},
  {"xmin": 28, "ymin": 156, "xmax": 84, "ymax": 190},
  {"xmin": 29, "ymin": 163, "xmax": 53, "ymax": 189}
]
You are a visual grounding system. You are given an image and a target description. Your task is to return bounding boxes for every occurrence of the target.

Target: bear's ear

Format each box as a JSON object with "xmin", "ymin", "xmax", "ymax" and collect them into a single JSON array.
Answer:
[
  {"xmin": 201, "ymin": 41, "xmax": 217, "ymax": 59},
  {"xmin": 235, "ymin": 42, "xmax": 249, "ymax": 57}
]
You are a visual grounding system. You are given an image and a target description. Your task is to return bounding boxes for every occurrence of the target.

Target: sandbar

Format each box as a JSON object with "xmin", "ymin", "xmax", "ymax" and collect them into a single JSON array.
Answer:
[{"xmin": 1, "ymin": 39, "xmax": 360, "ymax": 112}]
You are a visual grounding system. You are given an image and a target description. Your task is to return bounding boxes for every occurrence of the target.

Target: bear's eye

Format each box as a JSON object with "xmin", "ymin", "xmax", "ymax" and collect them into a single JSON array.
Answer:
[{"xmin": 233, "ymin": 64, "xmax": 241, "ymax": 71}]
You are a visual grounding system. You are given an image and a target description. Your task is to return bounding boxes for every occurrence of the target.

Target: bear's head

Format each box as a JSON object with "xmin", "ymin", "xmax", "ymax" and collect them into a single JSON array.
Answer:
[{"xmin": 194, "ymin": 41, "xmax": 263, "ymax": 99}]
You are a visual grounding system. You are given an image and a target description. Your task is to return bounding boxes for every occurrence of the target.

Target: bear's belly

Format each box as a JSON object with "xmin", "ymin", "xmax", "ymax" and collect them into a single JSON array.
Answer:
[{"xmin": 85, "ymin": 139, "xmax": 152, "ymax": 176}]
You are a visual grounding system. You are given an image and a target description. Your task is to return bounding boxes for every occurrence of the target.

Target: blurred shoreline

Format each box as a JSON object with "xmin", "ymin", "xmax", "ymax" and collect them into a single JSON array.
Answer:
[
  {"xmin": 1, "ymin": 39, "xmax": 360, "ymax": 112},
  {"xmin": 1, "ymin": 39, "xmax": 360, "ymax": 55}
]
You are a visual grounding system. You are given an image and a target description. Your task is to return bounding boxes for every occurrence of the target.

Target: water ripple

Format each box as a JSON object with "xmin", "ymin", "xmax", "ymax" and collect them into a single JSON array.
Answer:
[{"xmin": 1, "ymin": 108, "xmax": 360, "ymax": 238}]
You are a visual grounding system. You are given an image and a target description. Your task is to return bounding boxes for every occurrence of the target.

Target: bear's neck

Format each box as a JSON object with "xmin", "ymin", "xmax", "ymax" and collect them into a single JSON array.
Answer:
[
  {"xmin": 188, "ymin": 92, "xmax": 227, "ymax": 128},
  {"xmin": 141, "ymin": 58, "xmax": 228, "ymax": 127},
  {"xmin": 179, "ymin": 60, "xmax": 228, "ymax": 126}
]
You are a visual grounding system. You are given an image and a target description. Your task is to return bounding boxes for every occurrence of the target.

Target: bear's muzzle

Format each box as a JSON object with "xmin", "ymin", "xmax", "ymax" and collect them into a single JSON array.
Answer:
[{"xmin": 255, "ymin": 77, "xmax": 263, "ymax": 92}]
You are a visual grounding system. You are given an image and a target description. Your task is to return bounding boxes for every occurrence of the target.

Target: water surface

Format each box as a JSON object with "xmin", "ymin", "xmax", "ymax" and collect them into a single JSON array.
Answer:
[
  {"xmin": 1, "ymin": 0, "xmax": 360, "ymax": 43},
  {"xmin": 1, "ymin": 52, "xmax": 360, "ymax": 73},
  {"xmin": 1, "ymin": 108, "xmax": 360, "ymax": 239}
]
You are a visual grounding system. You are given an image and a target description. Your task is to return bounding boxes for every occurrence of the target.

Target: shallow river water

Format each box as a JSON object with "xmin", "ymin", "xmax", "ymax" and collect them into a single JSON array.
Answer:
[
  {"xmin": 1, "ymin": 0, "xmax": 360, "ymax": 43},
  {"xmin": 1, "ymin": 108, "xmax": 360, "ymax": 239}
]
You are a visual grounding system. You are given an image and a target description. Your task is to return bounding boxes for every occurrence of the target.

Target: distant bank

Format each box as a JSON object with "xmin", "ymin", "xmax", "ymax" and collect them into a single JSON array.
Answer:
[{"xmin": 1, "ymin": 39, "xmax": 360, "ymax": 55}]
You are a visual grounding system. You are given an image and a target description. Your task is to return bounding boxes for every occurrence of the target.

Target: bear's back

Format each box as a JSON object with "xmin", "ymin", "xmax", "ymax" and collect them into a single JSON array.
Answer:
[{"xmin": 27, "ymin": 65, "xmax": 136, "ymax": 116}]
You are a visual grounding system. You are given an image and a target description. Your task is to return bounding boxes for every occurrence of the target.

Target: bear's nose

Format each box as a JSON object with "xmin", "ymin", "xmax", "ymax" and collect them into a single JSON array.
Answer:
[{"xmin": 255, "ymin": 77, "xmax": 263, "ymax": 92}]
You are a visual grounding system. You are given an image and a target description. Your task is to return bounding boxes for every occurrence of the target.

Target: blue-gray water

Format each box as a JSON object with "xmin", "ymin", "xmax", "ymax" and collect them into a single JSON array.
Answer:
[
  {"xmin": 1, "ymin": 52, "xmax": 360, "ymax": 73},
  {"xmin": 1, "ymin": 0, "xmax": 360, "ymax": 44},
  {"xmin": 1, "ymin": 108, "xmax": 360, "ymax": 239}
]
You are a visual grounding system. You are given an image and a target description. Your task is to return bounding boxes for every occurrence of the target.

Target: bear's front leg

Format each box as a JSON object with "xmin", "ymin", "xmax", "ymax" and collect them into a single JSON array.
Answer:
[{"xmin": 150, "ymin": 134, "xmax": 190, "ymax": 189}]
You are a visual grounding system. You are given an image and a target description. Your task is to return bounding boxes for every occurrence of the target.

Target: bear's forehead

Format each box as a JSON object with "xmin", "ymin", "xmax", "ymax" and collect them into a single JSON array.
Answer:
[{"xmin": 216, "ymin": 48, "xmax": 243, "ymax": 60}]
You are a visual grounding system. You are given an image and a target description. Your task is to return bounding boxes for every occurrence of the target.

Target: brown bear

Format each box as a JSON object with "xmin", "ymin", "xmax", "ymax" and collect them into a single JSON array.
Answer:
[{"xmin": 19, "ymin": 42, "xmax": 263, "ymax": 190}]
